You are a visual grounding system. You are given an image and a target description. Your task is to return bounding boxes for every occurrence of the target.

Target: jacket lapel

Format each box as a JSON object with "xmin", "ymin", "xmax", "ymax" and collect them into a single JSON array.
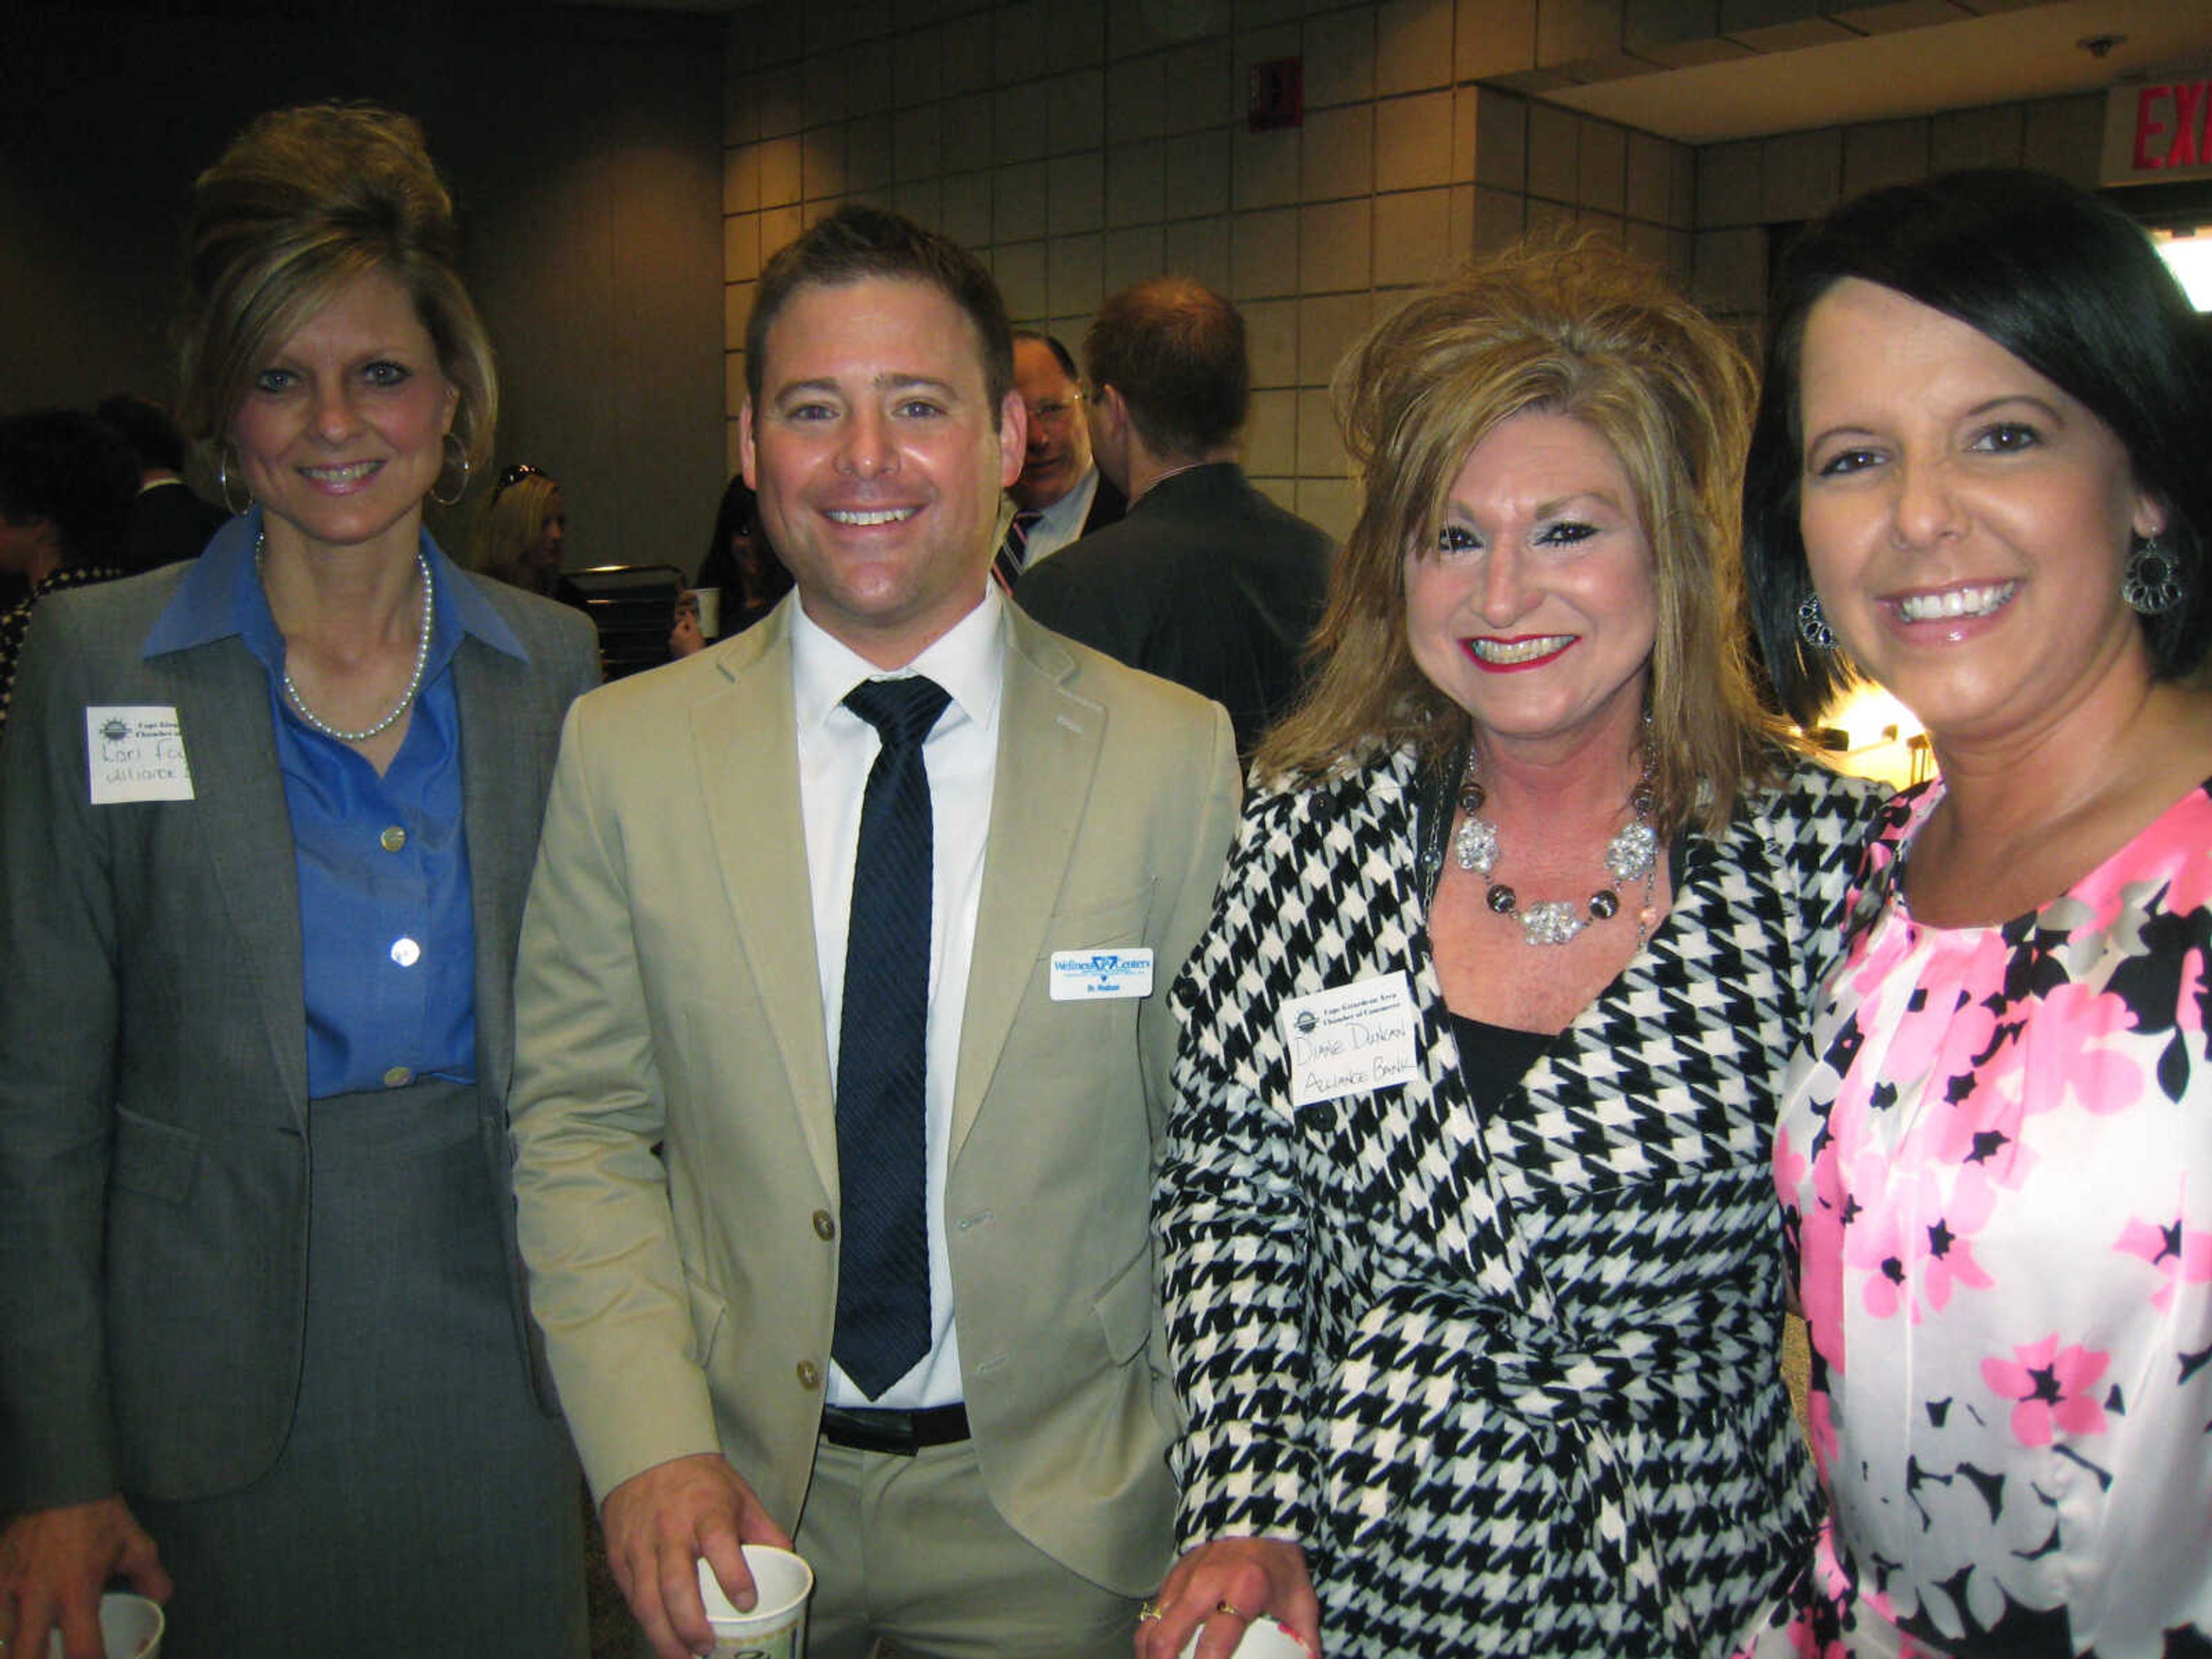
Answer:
[
  {"xmin": 457, "ymin": 637, "xmax": 533, "ymax": 1112},
  {"xmin": 949, "ymin": 610, "xmax": 1101, "ymax": 1158},
  {"xmin": 692, "ymin": 616, "xmax": 839, "ymax": 1191},
  {"xmin": 173, "ymin": 640, "xmax": 310, "ymax": 1120}
]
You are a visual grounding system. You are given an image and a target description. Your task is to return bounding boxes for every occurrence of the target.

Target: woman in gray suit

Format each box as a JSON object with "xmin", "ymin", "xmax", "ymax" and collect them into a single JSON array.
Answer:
[{"xmin": 0, "ymin": 104, "xmax": 597, "ymax": 1659}]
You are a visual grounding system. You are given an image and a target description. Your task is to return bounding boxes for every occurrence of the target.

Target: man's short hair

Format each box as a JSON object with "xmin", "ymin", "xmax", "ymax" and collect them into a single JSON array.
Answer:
[
  {"xmin": 95, "ymin": 393, "xmax": 189, "ymax": 475},
  {"xmin": 1083, "ymin": 278, "xmax": 1249, "ymax": 461},
  {"xmin": 1013, "ymin": 329, "xmax": 1080, "ymax": 382},
  {"xmin": 747, "ymin": 206, "xmax": 1014, "ymax": 411}
]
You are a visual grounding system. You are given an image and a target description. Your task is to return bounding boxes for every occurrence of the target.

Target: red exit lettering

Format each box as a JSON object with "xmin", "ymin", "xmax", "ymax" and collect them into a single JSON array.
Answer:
[{"xmin": 2135, "ymin": 80, "xmax": 2212, "ymax": 172}]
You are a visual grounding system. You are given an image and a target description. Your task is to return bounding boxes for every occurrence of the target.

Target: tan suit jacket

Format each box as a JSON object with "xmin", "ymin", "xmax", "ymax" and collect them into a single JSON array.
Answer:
[{"xmin": 509, "ymin": 595, "xmax": 1238, "ymax": 1594}]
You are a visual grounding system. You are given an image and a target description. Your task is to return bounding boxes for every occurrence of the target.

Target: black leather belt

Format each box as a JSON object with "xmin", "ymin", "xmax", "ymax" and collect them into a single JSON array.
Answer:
[{"xmin": 819, "ymin": 1402, "xmax": 971, "ymax": 1457}]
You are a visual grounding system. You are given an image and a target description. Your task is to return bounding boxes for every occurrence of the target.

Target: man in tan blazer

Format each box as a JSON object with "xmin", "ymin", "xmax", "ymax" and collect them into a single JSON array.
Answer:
[{"xmin": 508, "ymin": 206, "xmax": 1238, "ymax": 1659}]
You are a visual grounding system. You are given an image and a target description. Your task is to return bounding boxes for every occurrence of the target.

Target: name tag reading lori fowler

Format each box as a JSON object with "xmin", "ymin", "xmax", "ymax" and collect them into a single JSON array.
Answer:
[
  {"xmin": 1050, "ymin": 948, "xmax": 1154, "ymax": 1001},
  {"xmin": 86, "ymin": 706, "xmax": 195, "ymax": 804},
  {"xmin": 1283, "ymin": 973, "xmax": 1419, "ymax": 1108}
]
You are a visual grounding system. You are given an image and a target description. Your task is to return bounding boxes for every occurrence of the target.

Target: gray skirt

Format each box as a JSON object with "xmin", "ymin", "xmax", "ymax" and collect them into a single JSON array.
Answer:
[{"xmin": 134, "ymin": 1080, "xmax": 587, "ymax": 1659}]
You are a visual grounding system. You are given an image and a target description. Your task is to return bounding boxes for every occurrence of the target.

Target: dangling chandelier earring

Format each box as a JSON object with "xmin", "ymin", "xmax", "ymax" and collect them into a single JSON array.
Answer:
[
  {"xmin": 1796, "ymin": 593, "xmax": 1836, "ymax": 650},
  {"xmin": 2122, "ymin": 536, "xmax": 2184, "ymax": 616}
]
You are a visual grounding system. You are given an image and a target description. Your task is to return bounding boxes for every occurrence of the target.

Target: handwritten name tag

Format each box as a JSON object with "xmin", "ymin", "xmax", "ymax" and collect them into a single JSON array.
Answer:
[
  {"xmin": 87, "ymin": 706, "xmax": 195, "ymax": 804},
  {"xmin": 1282, "ymin": 973, "xmax": 1418, "ymax": 1109},
  {"xmin": 1050, "ymin": 947, "xmax": 1154, "ymax": 1001}
]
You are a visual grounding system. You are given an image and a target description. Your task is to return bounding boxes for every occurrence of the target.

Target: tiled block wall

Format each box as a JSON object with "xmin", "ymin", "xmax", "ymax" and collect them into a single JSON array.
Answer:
[
  {"xmin": 1689, "ymin": 89, "xmax": 2107, "ymax": 331},
  {"xmin": 721, "ymin": 0, "xmax": 1695, "ymax": 543}
]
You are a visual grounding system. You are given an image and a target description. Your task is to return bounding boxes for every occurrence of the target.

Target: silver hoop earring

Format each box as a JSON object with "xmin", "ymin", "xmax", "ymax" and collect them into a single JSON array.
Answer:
[
  {"xmin": 1796, "ymin": 593, "xmax": 1837, "ymax": 651},
  {"xmin": 217, "ymin": 449, "xmax": 252, "ymax": 516},
  {"xmin": 2122, "ymin": 536, "xmax": 2184, "ymax": 616},
  {"xmin": 430, "ymin": 434, "xmax": 471, "ymax": 509}
]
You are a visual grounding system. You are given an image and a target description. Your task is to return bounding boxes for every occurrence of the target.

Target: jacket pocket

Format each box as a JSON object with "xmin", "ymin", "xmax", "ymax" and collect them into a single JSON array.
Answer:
[
  {"xmin": 1092, "ymin": 1243, "xmax": 1155, "ymax": 1365},
  {"xmin": 109, "ymin": 1107, "xmax": 198, "ymax": 1205}
]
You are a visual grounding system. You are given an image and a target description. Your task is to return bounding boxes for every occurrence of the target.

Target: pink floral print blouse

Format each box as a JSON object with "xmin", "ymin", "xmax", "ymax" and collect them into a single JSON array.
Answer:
[{"xmin": 1769, "ymin": 779, "xmax": 2212, "ymax": 1658}]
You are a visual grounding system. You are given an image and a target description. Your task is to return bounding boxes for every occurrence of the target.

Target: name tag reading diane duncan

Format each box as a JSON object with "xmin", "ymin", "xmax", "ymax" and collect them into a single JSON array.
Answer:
[{"xmin": 1283, "ymin": 973, "xmax": 1419, "ymax": 1108}]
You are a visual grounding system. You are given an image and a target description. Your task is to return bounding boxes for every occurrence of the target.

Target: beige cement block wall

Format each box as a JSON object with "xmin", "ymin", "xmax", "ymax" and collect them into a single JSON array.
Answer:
[
  {"xmin": 721, "ymin": 0, "xmax": 1695, "ymax": 544},
  {"xmin": 720, "ymin": 0, "xmax": 2107, "ymax": 542}
]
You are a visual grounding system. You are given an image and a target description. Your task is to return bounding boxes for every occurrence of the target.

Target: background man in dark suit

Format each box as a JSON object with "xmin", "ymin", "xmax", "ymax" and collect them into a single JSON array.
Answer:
[
  {"xmin": 993, "ymin": 331, "xmax": 1122, "ymax": 581},
  {"xmin": 96, "ymin": 395, "xmax": 232, "ymax": 572},
  {"xmin": 1014, "ymin": 278, "xmax": 1336, "ymax": 756}
]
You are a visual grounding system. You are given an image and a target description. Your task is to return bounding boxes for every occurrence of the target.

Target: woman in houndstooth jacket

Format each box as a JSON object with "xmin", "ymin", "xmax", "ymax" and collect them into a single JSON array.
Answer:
[{"xmin": 1138, "ymin": 239, "xmax": 1885, "ymax": 1659}]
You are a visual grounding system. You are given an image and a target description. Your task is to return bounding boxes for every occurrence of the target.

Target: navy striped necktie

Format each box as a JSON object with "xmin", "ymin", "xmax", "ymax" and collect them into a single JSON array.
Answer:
[{"xmin": 831, "ymin": 675, "xmax": 950, "ymax": 1397}]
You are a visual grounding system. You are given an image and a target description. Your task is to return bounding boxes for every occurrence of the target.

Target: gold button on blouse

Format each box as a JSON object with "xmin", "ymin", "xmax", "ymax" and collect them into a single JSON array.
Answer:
[
  {"xmin": 382, "ymin": 1065, "xmax": 414, "ymax": 1088},
  {"xmin": 812, "ymin": 1210, "xmax": 836, "ymax": 1241},
  {"xmin": 379, "ymin": 825, "xmax": 407, "ymax": 853},
  {"xmin": 796, "ymin": 1361, "xmax": 822, "ymax": 1390}
]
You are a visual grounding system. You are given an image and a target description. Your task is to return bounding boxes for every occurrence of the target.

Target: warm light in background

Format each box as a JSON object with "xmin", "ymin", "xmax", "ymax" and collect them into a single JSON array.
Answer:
[
  {"xmin": 1808, "ymin": 684, "xmax": 1929, "ymax": 789},
  {"xmin": 2154, "ymin": 229, "xmax": 2212, "ymax": 311}
]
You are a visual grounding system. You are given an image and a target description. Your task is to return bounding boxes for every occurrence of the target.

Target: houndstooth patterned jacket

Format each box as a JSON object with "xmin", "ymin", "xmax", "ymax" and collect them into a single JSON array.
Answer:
[{"xmin": 1158, "ymin": 744, "xmax": 1884, "ymax": 1658}]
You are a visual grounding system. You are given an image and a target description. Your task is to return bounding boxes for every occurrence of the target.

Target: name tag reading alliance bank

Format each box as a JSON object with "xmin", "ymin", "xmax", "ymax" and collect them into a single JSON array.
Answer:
[
  {"xmin": 1283, "ymin": 972, "xmax": 1419, "ymax": 1108},
  {"xmin": 1050, "ymin": 947, "xmax": 1154, "ymax": 1001}
]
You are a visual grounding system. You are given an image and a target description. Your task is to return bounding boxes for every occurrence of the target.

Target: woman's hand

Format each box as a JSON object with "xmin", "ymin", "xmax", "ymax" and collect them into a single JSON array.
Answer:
[
  {"xmin": 0, "ymin": 1496, "xmax": 171, "ymax": 1659},
  {"xmin": 1137, "ymin": 1536, "xmax": 1319, "ymax": 1659}
]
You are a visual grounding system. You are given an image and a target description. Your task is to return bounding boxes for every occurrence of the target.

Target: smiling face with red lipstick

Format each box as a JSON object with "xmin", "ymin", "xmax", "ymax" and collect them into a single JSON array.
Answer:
[
  {"xmin": 1797, "ymin": 278, "xmax": 2165, "ymax": 753},
  {"xmin": 1406, "ymin": 410, "xmax": 1658, "ymax": 766}
]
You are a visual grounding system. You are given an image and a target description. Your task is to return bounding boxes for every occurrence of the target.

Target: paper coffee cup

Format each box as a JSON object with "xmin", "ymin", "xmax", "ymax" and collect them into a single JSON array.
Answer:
[
  {"xmin": 1178, "ymin": 1616, "xmax": 1306, "ymax": 1659},
  {"xmin": 696, "ymin": 1546, "xmax": 812, "ymax": 1659},
  {"xmin": 692, "ymin": 586, "xmax": 722, "ymax": 640},
  {"xmin": 42, "ymin": 1592, "xmax": 164, "ymax": 1659}
]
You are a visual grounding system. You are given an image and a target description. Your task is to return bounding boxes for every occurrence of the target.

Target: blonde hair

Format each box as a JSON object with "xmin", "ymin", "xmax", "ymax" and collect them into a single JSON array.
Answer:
[
  {"xmin": 471, "ymin": 472, "xmax": 562, "ymax": 582},
  {"xmin": 1259, "ymin": 236, "xmax": 1786, "ymax": 836},
  {"xmin": 178, "ymin": 103, "xmax": 497, "ymax": 487}
]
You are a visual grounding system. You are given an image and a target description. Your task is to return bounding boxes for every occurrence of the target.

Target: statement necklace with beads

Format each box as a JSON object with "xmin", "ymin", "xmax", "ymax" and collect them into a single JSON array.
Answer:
[
  {"xmin": 261, "ymin": 532, "xmax": 435, "ymax": 745},
  {"xmin": 1452, "ymin": 747, "xmax": 1661, "ymax": 948}
]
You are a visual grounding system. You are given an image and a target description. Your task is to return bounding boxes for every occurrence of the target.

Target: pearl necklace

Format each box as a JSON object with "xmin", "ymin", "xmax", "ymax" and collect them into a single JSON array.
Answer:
[
  {"xmin": 260, "ymin": 532, "xmax": 435, "ymax": 745},
  {"xmin": 1452, "ymin": 748, "xmax": 1660, "ymax": 948}
]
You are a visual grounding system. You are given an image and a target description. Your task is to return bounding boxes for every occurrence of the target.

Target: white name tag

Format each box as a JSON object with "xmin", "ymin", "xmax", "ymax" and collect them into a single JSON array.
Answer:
[
  {"xmin": 1283, "ymin": 973, "xmax": 1419, "ymax": 1108},
  {"xmin": 86, "ymin": 706, "xmax": 195, "ymax": 804},
  {"xmin": 1050, "ymin": 947, "xmax": 1154, "ymax": 1001}
]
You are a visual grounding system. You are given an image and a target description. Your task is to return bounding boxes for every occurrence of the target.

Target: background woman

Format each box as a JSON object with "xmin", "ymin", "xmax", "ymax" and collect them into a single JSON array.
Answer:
[
  {"xmin": 671, "ymin": 472, "xmax": 792, "ymax": 657},
  {"xmin": 0, "ymin": 104, "xmax": 597, "ymax": 1659},
  {"xmin": 1142, "ymin": 240, "xmax": 1883, "ymax": 1659},
  {"xmin": 474, "ymin": 460, "xmax": 588, "ymax": 612},
  {"xmin": 1744, "ymin": 168, "xmax": 2212, "ymax": 1656}
]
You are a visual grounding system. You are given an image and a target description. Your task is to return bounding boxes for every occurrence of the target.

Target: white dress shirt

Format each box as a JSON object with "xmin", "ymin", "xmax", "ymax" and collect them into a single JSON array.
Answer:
[
  {"xmin": 791, "ymin": 584, "xmax": 1004, "ymax": 1410},
  {"xmin": 1014, "ymin": 465, "xmax": 1101, "ymax": 570}
]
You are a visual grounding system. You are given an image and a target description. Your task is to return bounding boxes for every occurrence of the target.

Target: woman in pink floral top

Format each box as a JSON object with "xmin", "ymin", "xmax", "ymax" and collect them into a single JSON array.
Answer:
[{"xmin": 1741, "ymin": 169, "xmax": 2212, "ymax": 1657}]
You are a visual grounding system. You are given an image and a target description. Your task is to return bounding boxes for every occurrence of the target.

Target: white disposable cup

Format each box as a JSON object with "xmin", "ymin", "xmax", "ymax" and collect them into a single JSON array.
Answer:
[
  {"xmin": 1178, "ymin": 1616, "xmax": 1307, "ymax": 1659},
  {"xmin": 692, "ymin": 586, "xmax": 722, "ymax": 639},
  {"xmin": 42, "ymin": 1592, "xmax": 164, "ymax": 1659},
  {"xmin": 696, "ymin": 1546, "xmax": 812, "ymax": 1658}
]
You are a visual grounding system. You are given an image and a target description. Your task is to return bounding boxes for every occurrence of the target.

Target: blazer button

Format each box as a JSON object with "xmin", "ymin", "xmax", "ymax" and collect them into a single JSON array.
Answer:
[
  {"xmin": 796, "ymin": 1361, "xmax": 821, "ymax": 1390},
  {"xmin": 812, "ymin": 1210, "xmax": 836, "ymax": 1241}
]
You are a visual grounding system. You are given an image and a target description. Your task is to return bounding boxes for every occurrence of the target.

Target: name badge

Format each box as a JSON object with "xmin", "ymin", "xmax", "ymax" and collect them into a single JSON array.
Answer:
[
  {"xmin": 87, "ymin": 706, "xmax": 195, "ymax": 804},
  {"xmin": 1050, "ymin": 947, "xmax": 1154, "ymax": 1001},
  {"xmin": 1283, "ymin": 973, "xmax": 1419, "ymax": 1108}
]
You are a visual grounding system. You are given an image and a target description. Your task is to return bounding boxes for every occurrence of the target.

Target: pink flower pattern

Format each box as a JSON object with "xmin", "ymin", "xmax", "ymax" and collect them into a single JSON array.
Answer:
[{"xmin": 1753, "ymin": 781, "xmax": 2212, "ymax": 1659}]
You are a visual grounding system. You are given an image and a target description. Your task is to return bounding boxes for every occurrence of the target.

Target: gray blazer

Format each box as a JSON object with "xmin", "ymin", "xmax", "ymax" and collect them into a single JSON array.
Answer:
[{"xmin": 0, "ymin": 548, "xmax": 598, "ymax": 1513}]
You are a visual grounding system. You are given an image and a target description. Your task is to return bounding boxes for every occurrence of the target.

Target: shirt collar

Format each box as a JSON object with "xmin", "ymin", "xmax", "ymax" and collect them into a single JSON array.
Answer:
[
  {"xmin": 142, "ymin": 507, "xmax": 528, "ymax": 665},
  {"xmin": 1027, "ymin": 465, "xmax": 1098, "ymax": 542},
  {"xmin": 790, "ymin": 579, "xmax": 1005, "ymax": 739}
]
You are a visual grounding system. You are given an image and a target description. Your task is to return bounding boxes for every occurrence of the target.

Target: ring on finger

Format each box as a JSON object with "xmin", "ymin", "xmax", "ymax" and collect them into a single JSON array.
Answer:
[
  {"xmin": 1215, "ymin": 1601, "xmax": 1248, "ymax": 1620},
  {"xmin": 1138, "ymin": 1599, "xmax": 1164, "ymax": 1623}
]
